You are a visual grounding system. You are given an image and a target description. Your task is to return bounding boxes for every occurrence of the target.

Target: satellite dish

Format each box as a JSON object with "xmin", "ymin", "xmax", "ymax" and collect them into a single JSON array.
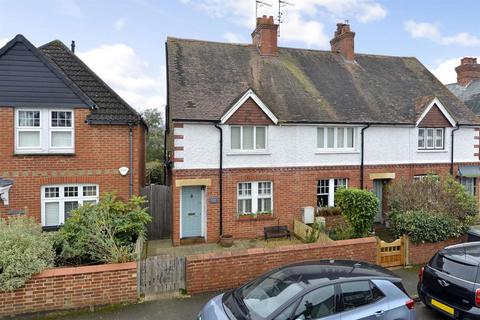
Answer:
[{"xmin": 119, "ymin": 167, "xmax": 129, "ymax": 176}]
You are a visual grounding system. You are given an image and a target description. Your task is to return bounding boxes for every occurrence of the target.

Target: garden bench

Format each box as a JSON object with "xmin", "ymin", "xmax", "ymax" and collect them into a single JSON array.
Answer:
[{"xmin": 264, "ymin": 225, "xmax": 291, "ymax": 241}]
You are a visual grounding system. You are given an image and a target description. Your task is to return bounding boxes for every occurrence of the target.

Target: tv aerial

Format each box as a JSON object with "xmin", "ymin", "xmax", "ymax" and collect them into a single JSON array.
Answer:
[
  {"xmin": 278, "ymin": 0, "xmax": 294, "ymax": 37},
  {"xmin": 255, "ymin": 0, "xmax": 272, "ymax": 21}
]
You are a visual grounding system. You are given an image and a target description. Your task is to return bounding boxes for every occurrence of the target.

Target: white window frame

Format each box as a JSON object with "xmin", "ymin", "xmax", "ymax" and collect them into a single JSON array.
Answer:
[
  {"xmin": 460, "ymin": 177, "xmax": 477, "ymax": 196},
  {"xmin": 237, "ymin": 181, "xmax": 273, "ymax": 215},
  {"xmin": 317, "ymin": 127, "xmax": 356, "ymax": 152},
  {"xmin": 317, "ymin": 178, "xmax": 348, "ymax": 207},
  {"xmin": 15, "ymin": 108, "xmax": 75, "ymax": 154},
  {"xmin": 230, "ymin": 125, "xmax": 268, "ymax": 152},
  {"xmin": 417, "ymin": 128, "xmax": 444, "ymax": 150},
  {"xmin": 41, "ymin": 184, "xmax": 99, "ymax": 227}
]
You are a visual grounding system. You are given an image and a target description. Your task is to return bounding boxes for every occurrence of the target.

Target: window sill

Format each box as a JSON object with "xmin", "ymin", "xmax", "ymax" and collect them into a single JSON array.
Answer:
[
  {"xmin": 416, "ymin": 149, "xmax": 448, "ymax": 153},
  {"xmin": 14, "ymin": 152, "xmax": 75, "ymax": 157},
  {"xmin": 42, "ymin": 225, "xmax": 61, "ymax": 232},
  {"xmin": 237, "ymin": 214, "xmax": 275, "ymax": 222},
  {"xmin": 227, "ymin": 151, "xmax": 271, "ymax": 156},
  {"xmin": 315, "ymin": 150, "xmax": 359, "ymax": 154}
]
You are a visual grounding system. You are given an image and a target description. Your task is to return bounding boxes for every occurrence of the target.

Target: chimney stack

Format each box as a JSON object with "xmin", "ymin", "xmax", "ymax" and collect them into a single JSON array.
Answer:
[
  {"xmin": 330, "ymin": 22, "xmax": 355, "ymax": 61},
  {"xmin": 251, "ymin": 15, "xmax": 278, "ymax": 56},
  {"xmin": 455, "ymin": 57, "xmax": 480, "ymax": 86}
]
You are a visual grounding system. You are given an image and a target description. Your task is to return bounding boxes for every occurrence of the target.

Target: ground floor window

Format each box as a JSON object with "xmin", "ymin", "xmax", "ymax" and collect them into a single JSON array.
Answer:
[
  {"xmin": 237, "ymin": 181, "xmax": 272, "ymax": 215},
  {"xmin": 317, "ymin": 178, "xmax": 348, "ymax": 207},
  {"xmin": 41, "ymin": 184, "xmax": 99, "ymax": 227},
  {"xmin": 460, "ymin": 177, "xmax": 477, "ymax": 196}
]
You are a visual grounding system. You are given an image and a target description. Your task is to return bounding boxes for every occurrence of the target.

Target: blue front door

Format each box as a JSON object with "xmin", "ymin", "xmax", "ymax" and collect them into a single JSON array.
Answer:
[{"xmin": 181, "ymin": 186, "xmax": 203, "ymax": 238}]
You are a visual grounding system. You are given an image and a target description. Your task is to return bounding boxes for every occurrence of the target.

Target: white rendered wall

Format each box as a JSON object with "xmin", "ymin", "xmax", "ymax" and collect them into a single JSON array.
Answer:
[{"xmin": 173, "ymin": 123, "xmax": 478, "ymax": 170}]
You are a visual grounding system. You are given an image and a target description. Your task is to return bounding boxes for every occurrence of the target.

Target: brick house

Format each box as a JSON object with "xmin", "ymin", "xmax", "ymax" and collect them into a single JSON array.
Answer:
[
  {"xmin": 0, "ymin": 35, "xmax": 147, "ymax": 229},
  {"xmin": 165, "ymin": 18, "xmax": 480, "ymax": 245}
]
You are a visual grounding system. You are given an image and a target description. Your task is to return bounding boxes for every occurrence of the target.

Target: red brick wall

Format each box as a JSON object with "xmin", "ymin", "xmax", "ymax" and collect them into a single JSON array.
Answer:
[
  {"xmin": 0, "ymin": 262, "xmax": 137, "ymax": 318},
  {"xmin": 323, "ymin": 214, "xmax": 348, "ymax": 229},
  {"xmin": 186, "ymin": 237, "xmax": 377, "ymax": 295},
  {"xmin": 407, "ymin": 236, "xmax": 466, "ymax": 265},
  {"xmin": 171, "ymin": 162, "xmax": 477, "ymax": 245},
  {"xmin": 225, "ymin": 98, "xmax": 274, "ymax": 125},
  {"xmin": 0, "ymin": 107, "xmax": 146, "ymax": 221},
  {"xmin": 418, "ymin": 104, "xmax": 452, "ymax": 128}
]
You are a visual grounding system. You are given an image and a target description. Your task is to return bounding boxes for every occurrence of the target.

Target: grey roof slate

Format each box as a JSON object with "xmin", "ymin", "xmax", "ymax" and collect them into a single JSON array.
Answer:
[
  {"xmin": 447, "ymin": 80, "xmax": 480, "ymax": 115},
  {"xmin": 167, "ymin": 38, "xmax": 480, "ymax": 125},
  {"xmin": 39, "ymin": 40, "xmax": 142, "ymax": 124}
]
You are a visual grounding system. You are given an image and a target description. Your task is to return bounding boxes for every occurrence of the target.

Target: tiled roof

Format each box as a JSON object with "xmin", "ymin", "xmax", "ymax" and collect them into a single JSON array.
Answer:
[
  {"xmin": 39, "ymin": 40, "xmax": 142, "ymax": 124},
  {"xmin": 167, "ymin": 37, "xmax": 480, "ymax": 125},
  {"xmin": 447, "ymin": 80, "xmax": 480, "ymax": 116}
]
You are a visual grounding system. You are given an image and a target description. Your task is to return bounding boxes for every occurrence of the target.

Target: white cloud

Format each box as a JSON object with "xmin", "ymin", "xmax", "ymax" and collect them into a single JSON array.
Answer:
[
  {"xmin": 430, "ymin": 57, "xmax": 480, "ymax": 84},
  {"xmin": 0, "ymin": 38, "xmax": 9, "ymax": 48},
  {"xmin": 114, "ymin": 18, "xmax": 127, "ymax": 32},
  {"xmin": 405, "ymin": 20, "xmax": 480, "ymax": 47},
  {"xmin": 222, "ymin": 32, "xmax": 245, "ymax": 43},
  {"xmin": 179, "ymin": 0, "xmax": 387, "ymax": 48},
  {"xmin": 78, "ymin": 44, "xmax": 165, "ymax": 111}
]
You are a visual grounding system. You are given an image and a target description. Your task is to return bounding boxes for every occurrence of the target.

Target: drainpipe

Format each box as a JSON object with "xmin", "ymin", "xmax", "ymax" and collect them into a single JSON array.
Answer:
[
  {"xmin": 360, "ymin": 124, "xmax": 371, "ymax": 189},
  {"xmin": 214, "ymin": 123, "xmax": 223, "ymax": 236},
  {"xmin": 129, "ymin": 124, "xmax": 134, "ymax": 198},
  {"xmin": 451, "ymin": 126, "xmax": 460, "ymax": 175}
]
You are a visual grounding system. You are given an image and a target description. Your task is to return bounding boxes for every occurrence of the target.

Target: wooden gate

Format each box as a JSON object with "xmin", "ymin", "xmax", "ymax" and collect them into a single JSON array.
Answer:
[
  {"xmin": 377, "ymin": 236, "xmax": 405, "ymax": 268},
  {"xmin": 138, "ymin": 255, "xmax": 185, "ymax": 299},
  {"xmin": 141, "ymin": 185, "xmax": 172, "ymax": 240}
]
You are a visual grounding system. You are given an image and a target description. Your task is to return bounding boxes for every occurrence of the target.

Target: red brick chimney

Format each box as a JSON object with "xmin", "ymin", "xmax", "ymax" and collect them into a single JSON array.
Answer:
[
  {"xmin": 455, "ymin": 57, "xmax": 480, "ymax": 86},
  {"xmin": 330, "ymin": 22, "xmax": 355, "ymax": 61},
  {"xmin": 252, "ymin": 15, "xmax": 278, "ymax": 56}
]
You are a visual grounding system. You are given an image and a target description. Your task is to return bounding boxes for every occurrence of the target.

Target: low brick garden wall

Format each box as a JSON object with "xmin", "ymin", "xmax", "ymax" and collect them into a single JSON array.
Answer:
[
  {"xmin": 407, "ymin": 235, "xmax": 467, "ymax": 265},
  {"xmin": 186, "ymin": 237, "xmax": 377, "ymax": 295},
  {"xmin": 0, "ymin": 262, "xmax": 137, "ymax": 319}
]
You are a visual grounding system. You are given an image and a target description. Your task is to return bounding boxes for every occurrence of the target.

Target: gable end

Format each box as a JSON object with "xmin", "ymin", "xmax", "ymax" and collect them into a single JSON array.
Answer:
[
  {"xmin": 225, "ymin": 98, "xmax": 274, "ymax": 125},
  {"xmin": 418, "ymin": 104, "xmax": 453, "ymax": 127}
]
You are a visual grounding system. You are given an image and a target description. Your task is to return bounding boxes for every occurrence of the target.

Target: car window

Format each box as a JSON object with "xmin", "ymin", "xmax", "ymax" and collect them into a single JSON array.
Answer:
[
  {"xmin": 274, "ymin": 303, "xmax": 297, "ymax": 320},
  {"xmin": 430, "ymin": 254, "xmax": 478, "ymax": 283},
  {"xmin": 340, "ymin": 281, "xmax": 379, "ymax": 310},
  {"xmin": 292, "ymin": 285, "xmax": 335, "ymax": 319}
]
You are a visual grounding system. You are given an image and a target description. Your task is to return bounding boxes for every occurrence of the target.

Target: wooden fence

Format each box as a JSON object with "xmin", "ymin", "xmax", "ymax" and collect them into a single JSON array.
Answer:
[
  {"xmin": 138, "ymin": 255, "xmax": 186, "ymax": 299},
  {"xmin": 141, "ymin": 185, "xmax": 172, "ymax": 240}
]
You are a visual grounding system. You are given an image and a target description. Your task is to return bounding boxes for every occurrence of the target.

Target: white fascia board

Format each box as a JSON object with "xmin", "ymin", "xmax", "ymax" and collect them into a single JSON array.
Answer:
[
  {"xmin": 220, "ymin": 89, "xmax": 278, "ymax": 125},
  {"xmin": 416, "ymin": 97, "xmax": 457, "ymax": 127}
]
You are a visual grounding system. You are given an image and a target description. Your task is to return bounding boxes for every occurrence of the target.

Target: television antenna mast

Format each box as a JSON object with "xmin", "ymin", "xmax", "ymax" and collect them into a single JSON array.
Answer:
[
  {"xmin": 256, "ymin": 0, "xmax": 272, "ymax": 20},
  {"xmin": 278, "ymin": 0, "xmax": 294, "ymax": 37}
]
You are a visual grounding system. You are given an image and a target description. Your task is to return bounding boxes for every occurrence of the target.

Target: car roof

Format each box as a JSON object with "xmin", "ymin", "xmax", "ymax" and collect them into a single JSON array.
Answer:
[
  {"xmin": 277, "ymin": 260, "xmax": 399, "ymax": 284},
  {"xmin": 440, "ymin": 242, "xmax": 480, "ymax": 266}
]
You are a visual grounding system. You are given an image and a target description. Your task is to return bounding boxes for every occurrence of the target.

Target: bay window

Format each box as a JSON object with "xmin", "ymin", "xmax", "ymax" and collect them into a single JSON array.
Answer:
[
  {"xmin": 418, "ymin": 128, "xmax": 444, "ymax": 150},
  {"xmin": 317, "ymin": 127, "xmax": 355, "ymax": 151},
  {"xmin": 231, "ymin": 126, "xmax": 267, "ymax": 151},
  {"xmin": 41, "ymin": 184, "xmax": 99, "ymax": 227},
  {"xmin": 237, "ymin": 181, "xmax": 272, "ymax": 215},
  {"xmin": 16, "ymin": 109, "xmax": 74, "ymax": 154},
  {"xmin": 317, "ymin": 178, "xmax": 348, "ymax": 207}
]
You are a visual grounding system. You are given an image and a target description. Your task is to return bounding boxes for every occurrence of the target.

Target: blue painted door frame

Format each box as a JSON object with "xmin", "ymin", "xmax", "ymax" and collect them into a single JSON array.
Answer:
[{"xmin": 181, "ymin": 186, "xmax": 203, "ymax": 238}]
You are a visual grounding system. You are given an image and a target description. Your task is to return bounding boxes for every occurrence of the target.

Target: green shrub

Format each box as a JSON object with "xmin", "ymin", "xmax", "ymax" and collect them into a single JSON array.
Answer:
[
  {"xmin": 0, "ymin": 217, "xmax": 54, "ymax": 291},
  {"xmin": 389, "ymin": 210, "xmax": 472, "ymax": 244},
  {"xmin": 55, "ymin": 193, "xmax": 151, "ymax": 266},
  {"xmin": 327, "ymin": 226, "xmax": 356, "ymax": 241},
  {"xmin": 146, "ymin": 160, "xmax": 164, "ymax": 184},
  {"xmin": 316, "ymin": 207, "xmax": 342, "ymax": 217},
  {"xmin": 335, "ymin": 188, "xmax": 378, "ymax": 237}
]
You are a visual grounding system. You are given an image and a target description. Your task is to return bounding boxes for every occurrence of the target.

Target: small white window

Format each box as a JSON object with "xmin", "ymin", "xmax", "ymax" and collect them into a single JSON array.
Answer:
[
  {"xmin": 41, "ymin": 184, "xmax": 99, "ymax": 227},
  {"xmin": 237, "ymin": 181, "xmax": 273, "ymax": 215},
  {"xmin": 16, "ymin": 109, "xmax": 74, "ymax": 154},
  {"xmin": 418, "ymin": 128, "xmax": 444, "ymax": 150},
  {"xmin": 317, "ymin": 127, "xmax": 356, "ymax": 151},
  {"xmin": 231, "ymin": 126, "xmax": 267, "ymax": 151},
  {"xmin": 317, "ymin": 178, "xmax": 348, "ymax": 207}
]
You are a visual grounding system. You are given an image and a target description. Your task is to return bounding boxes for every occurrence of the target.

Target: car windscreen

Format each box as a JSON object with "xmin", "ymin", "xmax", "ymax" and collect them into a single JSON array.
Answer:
[
  {"xmin": 430, "ymin": 254, "xmax": 478, "ymax": 283},
  {"xmin": 239, "ymin": 269, "xmax": 305, "ymax": 319}
]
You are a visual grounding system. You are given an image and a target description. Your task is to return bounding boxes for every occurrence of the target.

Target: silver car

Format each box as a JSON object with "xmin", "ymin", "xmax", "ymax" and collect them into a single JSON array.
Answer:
[{"xmin": 198, "ymin": 260, "xmax": 416, "ymax": 320}]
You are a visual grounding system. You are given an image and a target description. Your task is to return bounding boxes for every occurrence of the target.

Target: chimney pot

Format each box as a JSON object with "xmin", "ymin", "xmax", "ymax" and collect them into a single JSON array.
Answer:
[
  {"xmin": 456, "ymin": 57, "xmax": 480, "ymax": 86},
  {"xmin": 251, "ymin": 15, "xmax": 278, "ymax": 56},
  {"xmin": 330, "ymin": 22, "xmax": 355, "ymax": 61}
]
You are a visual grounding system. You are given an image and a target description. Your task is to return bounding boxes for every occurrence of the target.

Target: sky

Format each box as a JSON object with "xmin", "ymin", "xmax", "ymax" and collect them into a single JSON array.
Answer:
[{"xmin": 1, "ymin": 0, "xmax": 480, "ymax": 115}]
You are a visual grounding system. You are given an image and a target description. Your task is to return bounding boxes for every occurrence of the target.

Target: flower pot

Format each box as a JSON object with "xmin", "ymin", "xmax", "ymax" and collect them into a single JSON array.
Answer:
[{"xmin": 220, "ymin": 234, "xmax": 234, "ymax": 247}]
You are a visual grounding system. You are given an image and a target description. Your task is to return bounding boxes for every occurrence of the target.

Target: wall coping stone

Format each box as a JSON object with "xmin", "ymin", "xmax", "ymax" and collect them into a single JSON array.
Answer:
[{"xmin": 33, "ymin": 262, "xmax": 136, "ymax": 279}]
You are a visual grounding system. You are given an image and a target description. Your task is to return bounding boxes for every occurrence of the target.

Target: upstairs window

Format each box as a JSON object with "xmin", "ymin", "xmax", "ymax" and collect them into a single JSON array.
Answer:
[
  {"xmin": 418, "ymin": 128, "xmax": 444, "ymax": 150},
  {"xmin": 16, "ymin": 109, "xmax": 74, "ymax": 154},
  {"xmin": 231, "ymin": 126, "xmax": 267, "ymax": 151},
  {"xmin": 317, "ymin": 127, "xmax": 355, "ymax": 151}
]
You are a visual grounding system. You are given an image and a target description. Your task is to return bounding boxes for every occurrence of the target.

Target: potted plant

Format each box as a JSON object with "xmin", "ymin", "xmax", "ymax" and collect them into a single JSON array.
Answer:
[{"xmin": 219, "ymin": 234, "xmax": 234, "ymax": 247}]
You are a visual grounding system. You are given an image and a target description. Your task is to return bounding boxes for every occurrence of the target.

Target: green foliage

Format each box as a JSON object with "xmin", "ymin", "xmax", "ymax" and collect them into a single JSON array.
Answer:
[
  {"xmin": 146, "ymin": 160, "xmax": 164, "ymax": 184},
  {"xmin": 390, "ymin": 210, "xmax": 472, "ymax": 244},
  {"xmin": 141, "ymin": 108, "xmax": 165, "ymax": 163},
  {"xmin": 0, "ymin": 217, "xmax": 54, "ymax": 291},
  {"xmin": 55, "ymin": 193, "xmax": 151, "ymax": 265},
  {"xmin": 335, "ymin": 188, "xmax": 379, "ymax": 237},
  {"xmin": 387, "ymin": 175, "xmax": 478, "ymax": 220},
  {"xmin": 305, "ymin": 222, "xmax": 325, "ymax": 243},
  {"xmin": 327, "ymin": 226, "xmax": 356, "ymax": 241}
]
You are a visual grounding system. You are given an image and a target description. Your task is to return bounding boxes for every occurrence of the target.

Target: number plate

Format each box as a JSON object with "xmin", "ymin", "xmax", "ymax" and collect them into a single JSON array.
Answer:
[{"xmin": 431, "ymin": 298, "xmax": 455, "ymax": 315}]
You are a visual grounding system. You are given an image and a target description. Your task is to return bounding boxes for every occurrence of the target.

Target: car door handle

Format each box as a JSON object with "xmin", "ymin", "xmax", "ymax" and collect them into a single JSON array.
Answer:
[{"xmin": 374, "ymin": 310, "xmax": 385, "ymax": 317}]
